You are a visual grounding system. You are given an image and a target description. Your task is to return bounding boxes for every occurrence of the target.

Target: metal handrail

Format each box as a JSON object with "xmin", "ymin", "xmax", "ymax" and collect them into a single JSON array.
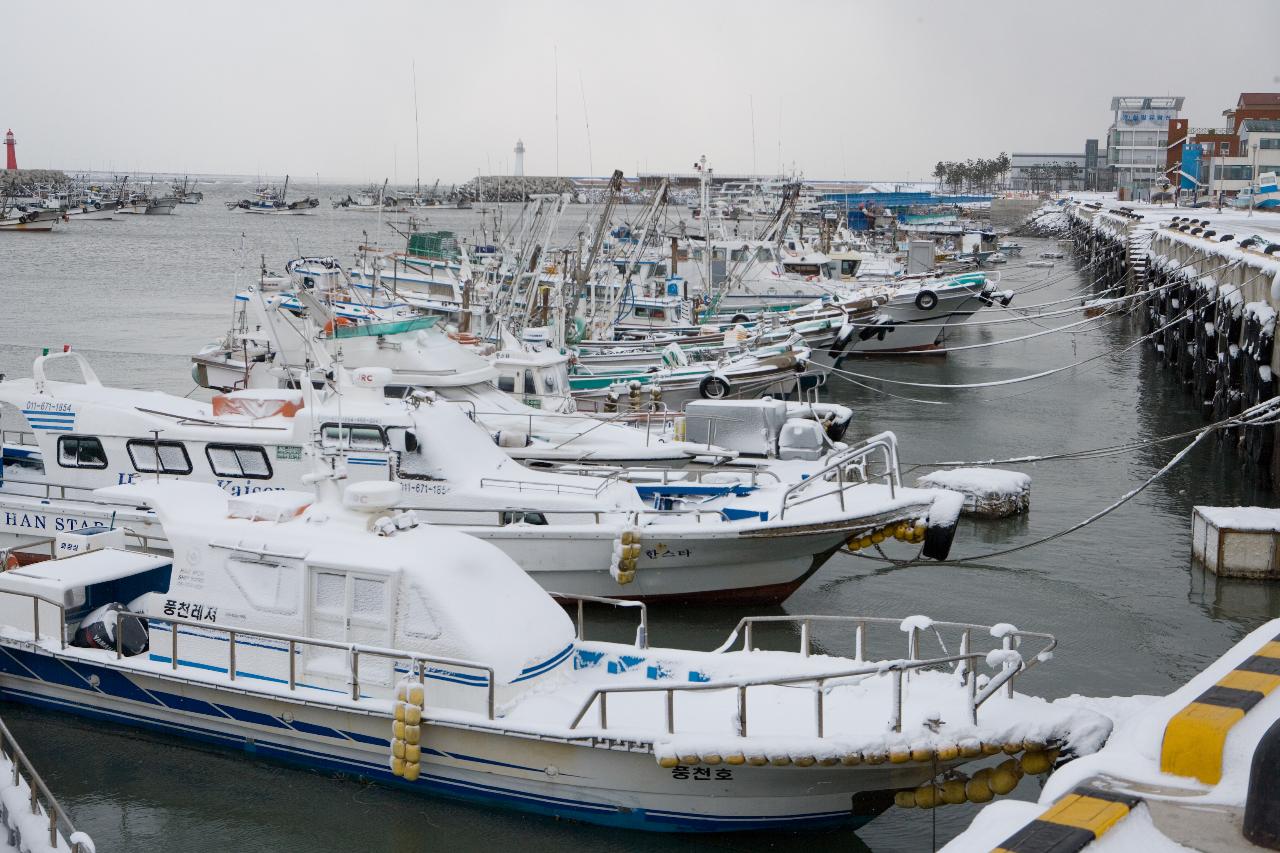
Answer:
[
  {"xmin": 552, "ymin": 592, "xmax": 648, "ymax": 650},
  {"xmin": 777, "ymin": 431, "xmax": 900, "ymax": 518},
  {"xmin": 477, "ymin": 475, "xmax": 620, "ymax": 499},
  {"xmin": 0, "ymin": 583, "xmax": 69, "ymax": 650},
  {"xmin": 116, "ymin": 611, "xmax": 496, "ymax": 717},
  {"xmin": 0, "ymin": 715, "xmax": 90, "ymax": 852},
  {"xmin": 567, "ymin": 650, "xmax": 1022, "ymax": 736},
  {"xmin": 713, "ymin": 614, "xmax": 1056, "ymax": 668}
]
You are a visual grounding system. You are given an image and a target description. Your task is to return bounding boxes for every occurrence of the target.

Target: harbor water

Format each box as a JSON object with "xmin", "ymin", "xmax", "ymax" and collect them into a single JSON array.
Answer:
[{"xmin": 0, "ymin": 185, "xmax": 1276, "ymax": 852}]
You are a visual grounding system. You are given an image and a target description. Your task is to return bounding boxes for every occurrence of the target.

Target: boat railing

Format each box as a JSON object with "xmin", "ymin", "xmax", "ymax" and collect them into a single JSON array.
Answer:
[
  {"xmin": 553, "ymin": 592, "xmax": 649, "ymax": 650},
  {"xmin": 0, "ymin": 714, "xmax": 91, "ymax": 852},
  {"xmin": 477, "ymin": 475, "xmax": 623, "ymax": 499},
  {"xmin": 566, "ymin": 617, "xmax": 1051, "ymax": 742},
  {"xmin": 568, "ymin": 649, "xmax": 1025, "ymax": 737},
  {"xmin": 116, "ymin": 611, "xmax": 497, "ymax": 716},
  {"xmin": 712, "ymin": 615, "xmax": 1056, "ymax": 683},
  {"xmin": 0, "ymin": 473, "xmax": 151, "ymax": 507},
  {"xmin": 415, "ymin": 506, "xmax": 729, "ymax": 526},
  {"xmin": 549, "ymin": 464, "xmax": 782, "ymax": 490},
  {"xmin": 777, "ymin": 431, "xmax": 900, "ymax": 519}
]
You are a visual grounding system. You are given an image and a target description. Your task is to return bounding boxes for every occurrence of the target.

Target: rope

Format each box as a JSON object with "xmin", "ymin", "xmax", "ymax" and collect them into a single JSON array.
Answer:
[
  {"xmin": 853, "ymin": 397, "xmax": 1280, "ymax": 570},
  {"xmin": 825, "ymin": 258, "xmax": 1243, "ymax": 390}
]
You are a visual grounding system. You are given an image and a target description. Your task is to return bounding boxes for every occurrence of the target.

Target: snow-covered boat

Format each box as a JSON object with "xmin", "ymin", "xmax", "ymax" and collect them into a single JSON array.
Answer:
[
  {"xmin": 1231, "ymin": 171, "xmax": 1280, "ymax": 210},
  {"xmin": 0, "ymin": 475, "xmax": 1105, "ymax": 831},
  {"xmin": 822, "ymin": 272, "xmax": 1011, "ymax": 359},
  {"xmin": 0, "ymin": 350, "xmax": 963, "ymax": 603}
]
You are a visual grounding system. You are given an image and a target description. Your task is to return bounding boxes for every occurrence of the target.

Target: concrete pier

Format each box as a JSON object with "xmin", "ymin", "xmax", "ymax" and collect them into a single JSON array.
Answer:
[{"xmin": 1062, "ymin": 197, "xmax": 1280, "ymax": 487}]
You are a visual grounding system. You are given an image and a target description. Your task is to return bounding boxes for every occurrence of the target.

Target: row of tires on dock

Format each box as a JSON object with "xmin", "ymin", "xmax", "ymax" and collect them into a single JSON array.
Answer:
[{"xmin": 1065, "ymin": 217, "xmax": 1278, "ymax": 483}]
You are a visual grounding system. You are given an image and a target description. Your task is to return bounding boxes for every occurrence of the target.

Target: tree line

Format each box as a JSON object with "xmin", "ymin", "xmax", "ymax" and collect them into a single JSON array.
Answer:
[
  {"xmin": 932, "ymin": 154, "xmax": 1084, "ymax": 194},
  {"xmin": 932, "ymin": 155, "xmax": 1011, "ymax": 194}
]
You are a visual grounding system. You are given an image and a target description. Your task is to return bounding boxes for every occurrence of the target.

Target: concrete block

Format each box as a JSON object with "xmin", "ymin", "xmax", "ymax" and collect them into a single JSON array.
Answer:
[{"xmin": 1192, "ymin": 506, "xmax": 1280, "ymax": 579}]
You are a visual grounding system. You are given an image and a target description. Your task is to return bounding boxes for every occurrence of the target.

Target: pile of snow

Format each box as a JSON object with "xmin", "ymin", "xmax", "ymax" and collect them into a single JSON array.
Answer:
[
  {"xmin": 943, "ymin": 617, "xmax": 1280, "ymax": 852},
  {"xmin": 1244, "ymin": 300, "xmax": 1277, "ymax": 336},
  {"xmin": 917, "ymin": 469, "xmax": 1031, "ymax": 518}
]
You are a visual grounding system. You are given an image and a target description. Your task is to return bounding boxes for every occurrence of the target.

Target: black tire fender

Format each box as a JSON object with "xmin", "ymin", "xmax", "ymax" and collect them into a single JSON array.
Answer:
[
  {"xmin": 915, "ymin": 289, "xmax": 939, "ymax": 311},
  {"xmin": 922, "ymin": 518, "xmax": 958, "ymax": 561}
]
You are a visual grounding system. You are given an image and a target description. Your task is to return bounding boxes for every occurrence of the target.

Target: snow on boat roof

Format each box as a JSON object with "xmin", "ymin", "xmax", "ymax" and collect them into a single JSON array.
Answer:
[{"xmin": 0, "ymin": 549, "xmax": 169, "ymax": 597}]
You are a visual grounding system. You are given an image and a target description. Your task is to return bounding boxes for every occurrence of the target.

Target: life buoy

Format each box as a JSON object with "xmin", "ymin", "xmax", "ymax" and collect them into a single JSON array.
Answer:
[
  {"xmin": 914, "ymin": 290, "xmax": 939, "ymax": 312},
  {"xmin": 730, "ymin": 314, "xmax": 749, "ymax": 324},
  {"xmin": 699, "ymin": 375, "xmax": 731, "ymax": 399}
]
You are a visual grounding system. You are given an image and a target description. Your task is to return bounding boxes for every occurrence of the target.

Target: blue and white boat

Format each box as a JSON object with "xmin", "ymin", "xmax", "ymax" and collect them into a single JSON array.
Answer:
[
  {"xmin": 1232, "ymin": 171, "xmax": 1280, "ymax": 210},
  {"xmin": 0, "ymin": 475, "xmax": 1105, "ymax": 832}
]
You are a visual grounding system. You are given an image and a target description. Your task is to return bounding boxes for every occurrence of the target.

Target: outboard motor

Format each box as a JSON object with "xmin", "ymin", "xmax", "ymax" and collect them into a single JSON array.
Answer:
[{"xmin": 73, "ymin": 602, "xmax": 148, "ymax": 657}]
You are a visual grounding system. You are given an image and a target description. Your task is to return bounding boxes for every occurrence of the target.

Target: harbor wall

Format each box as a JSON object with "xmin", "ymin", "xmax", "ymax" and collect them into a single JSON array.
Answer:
[{"xmin": 1062, "ymin": 201, "xmax": 1280, "ymax": 486}]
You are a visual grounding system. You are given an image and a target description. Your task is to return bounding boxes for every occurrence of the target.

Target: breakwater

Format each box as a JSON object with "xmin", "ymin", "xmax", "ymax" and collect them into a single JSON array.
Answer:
[{"xmin": 1059, "ymin": 200, "xmax": 1280, "ymax": 485}]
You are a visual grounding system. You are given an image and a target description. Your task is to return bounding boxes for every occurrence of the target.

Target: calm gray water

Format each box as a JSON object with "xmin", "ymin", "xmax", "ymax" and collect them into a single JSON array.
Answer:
[{"xmin": 0, "ymin": 184, "xmax": 1276, "ymax": 852}]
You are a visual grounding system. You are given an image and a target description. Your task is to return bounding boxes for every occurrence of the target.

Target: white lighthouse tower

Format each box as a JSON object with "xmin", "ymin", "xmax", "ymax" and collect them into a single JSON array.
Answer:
[{"xmin": 513, "ymin": 139, "xmax": 525, "ymax": 177}]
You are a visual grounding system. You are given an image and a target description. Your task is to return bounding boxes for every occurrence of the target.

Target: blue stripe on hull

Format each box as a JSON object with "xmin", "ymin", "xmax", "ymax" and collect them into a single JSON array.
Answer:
[{"xmin": 0, "ymin": 650, "xmax": 869, "ymax": 832}]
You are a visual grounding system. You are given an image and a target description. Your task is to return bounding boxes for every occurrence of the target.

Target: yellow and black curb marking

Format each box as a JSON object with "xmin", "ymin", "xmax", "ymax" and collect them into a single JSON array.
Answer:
[
  {"xmin": 991, "ymin": 785, "xmax": 1140, "ymax": 853},
  {"xmin": 1161, "ymin": 633, "xmax": 1280, "ymax": 784}
]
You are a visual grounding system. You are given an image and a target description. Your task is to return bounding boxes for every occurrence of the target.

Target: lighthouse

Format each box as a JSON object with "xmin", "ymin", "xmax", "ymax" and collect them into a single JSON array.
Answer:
[
  {"xmin": 513, "ymin": 138, "xmax": 525, "ymax": 177},
  {"xmin": 3, "ymin": 130, "xmax": 14, "ymax": 171}
]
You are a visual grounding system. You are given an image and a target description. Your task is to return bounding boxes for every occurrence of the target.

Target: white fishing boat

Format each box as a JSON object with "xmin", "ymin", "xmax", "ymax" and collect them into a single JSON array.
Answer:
[
  {"xmin": 191, "ymin": 282, "xmax": 699, "ymax": 464},
  {"xmin": 228, "ymin": 177, "xmax": 319, "ymax": 215},
  {"xmin": 0, "ymin": 350, "xmax": 963, "ymax": 603},
  {"xmin": 0, "ymin": 475, "xmax": 1107, "ymax": 831},
  {"xmin": 822, "ymin": 272, "xmax": 1011, "ymax": 360},
  {"xmin": 0, "ymin": 208, "xmax": 59, "ymax": 232}
]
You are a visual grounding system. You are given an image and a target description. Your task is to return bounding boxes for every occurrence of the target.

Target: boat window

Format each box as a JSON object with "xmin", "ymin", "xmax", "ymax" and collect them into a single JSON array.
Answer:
[
  {"xmin": 352, "ymin": 577, "xmax": 385, "ymax": 616},
  {"xmin": 634, "ymin": 306, "xmax": 648, "ymax": 317},
  {"xmin": 57, "ymin": 436, "xmax": 108, "ymax": 470},
  {"xmin": 497, "ymin": 374, "xmax": 515, "ymax": 393},
  {"xmin": 206, "ymin": 444, "xmax": 273, "ymax": 480},
  {"xmin": 313, "ymin": 571, "xmax": 345, "ymax": 613},
  {"xmin": 227, "ymin": 559, "xmax": 300, "ymax": 614},
  {"xmin": 650, "ymin": 308, "xmax": 666, "ymax": 320},
  {"xmin": 756, "ymin": 247, "xmax": 774, "ymax": 262},
  {"xmin": 730, "ymin": 249, "xmax": 749, "ymax": 262},
  {"xmin": 523, "ymin": 371, "xmax": 537, "ymax": 396},
  {"xmin": 501, "ymin": 511, "xmax": 547, "ymax": 526},
  {"xmin": 841, "ymin": 259, "xmax": 859, "ymax": 277},
  {"xmin": 321, "ymin": 423, "xmax": 387, "ymax": 450},
  {"xmin": 127, "ymin": 439, "xmax": 193, "ymax": 475}
]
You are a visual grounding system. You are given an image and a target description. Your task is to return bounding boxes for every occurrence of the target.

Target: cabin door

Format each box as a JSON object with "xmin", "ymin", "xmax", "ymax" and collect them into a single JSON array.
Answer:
[{"xmin": 305, "ymin": 568, "xmax": 395, "ymax": 691}]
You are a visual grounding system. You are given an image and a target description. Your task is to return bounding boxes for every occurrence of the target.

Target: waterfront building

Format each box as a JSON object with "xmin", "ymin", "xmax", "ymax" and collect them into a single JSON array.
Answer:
[
  {"xmin": 1105, "ymin": 96, "xmax": 1184, "ymax": 197},
  {"xmin": 1008, "ymin": 145, "xmax": 1100, "ymax": 192}
]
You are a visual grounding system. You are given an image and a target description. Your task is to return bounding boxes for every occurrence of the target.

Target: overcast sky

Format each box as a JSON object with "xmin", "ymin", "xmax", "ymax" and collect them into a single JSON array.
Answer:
[{"xmin": 5, "ymin": 0, "xmax": 1278, "ymax": 183}]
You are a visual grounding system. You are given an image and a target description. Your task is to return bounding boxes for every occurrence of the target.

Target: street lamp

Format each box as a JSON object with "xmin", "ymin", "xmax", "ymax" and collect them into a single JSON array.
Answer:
[{"xmin": 1250, "ymin": 142, "xmax": 1259, "ymax": 217}]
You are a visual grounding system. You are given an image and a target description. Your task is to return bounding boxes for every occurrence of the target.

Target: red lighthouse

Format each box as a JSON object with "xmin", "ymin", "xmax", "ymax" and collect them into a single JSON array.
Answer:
[{"xmin": 3, "ymin": 130, "xmax": 14, "ymax": 171}]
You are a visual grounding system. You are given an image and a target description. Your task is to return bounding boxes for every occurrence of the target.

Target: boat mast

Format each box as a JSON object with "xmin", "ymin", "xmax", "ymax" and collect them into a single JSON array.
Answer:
[{"xmin": 412, "ymin": 60, "xmax": 422, "ymax": 197}]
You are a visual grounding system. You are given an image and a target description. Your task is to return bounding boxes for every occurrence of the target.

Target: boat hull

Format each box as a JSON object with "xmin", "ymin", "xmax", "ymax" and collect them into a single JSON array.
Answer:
[{"xmin": 0, "ymin": 643, "xmax": 924, "ymax": 832}]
